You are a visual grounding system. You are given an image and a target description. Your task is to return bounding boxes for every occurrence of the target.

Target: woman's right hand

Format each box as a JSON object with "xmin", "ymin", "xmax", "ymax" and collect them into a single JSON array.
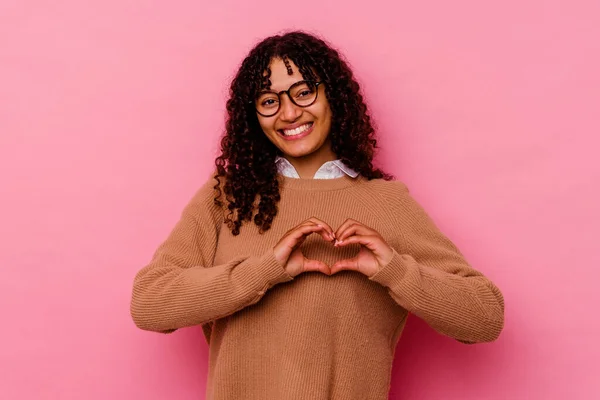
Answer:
[{"xmin": 273, "ymin": 217, "xmax": 336, "ymax": 277}]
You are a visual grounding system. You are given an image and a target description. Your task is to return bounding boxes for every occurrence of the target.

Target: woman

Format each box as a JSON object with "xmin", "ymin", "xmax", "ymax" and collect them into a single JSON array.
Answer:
[{"xmin": 130, "ymin": 31, "xmax": 504, "ymax": 399}]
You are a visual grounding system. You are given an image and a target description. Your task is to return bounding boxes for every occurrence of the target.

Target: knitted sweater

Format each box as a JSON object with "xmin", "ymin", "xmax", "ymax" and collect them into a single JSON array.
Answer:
[{"xmin": 130, "ymin": 173, "xmax": 504, "ymax": 399}]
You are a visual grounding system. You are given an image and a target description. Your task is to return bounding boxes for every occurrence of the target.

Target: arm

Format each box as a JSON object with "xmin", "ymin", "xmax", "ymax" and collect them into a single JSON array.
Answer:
[
  {"xmin": 369, "ymin": 183, "xmax": 504, "ymax": 344},
  {"xmin": 130, "ymin": 179, "xmax": 293, "ymax": 333}
]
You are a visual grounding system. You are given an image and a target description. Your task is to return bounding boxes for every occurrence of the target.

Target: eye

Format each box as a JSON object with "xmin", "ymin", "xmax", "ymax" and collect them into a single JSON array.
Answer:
[
  {"xmin": 262, "ymin": 98, "xmax": 278, "ymax": 107},
  {"xmin": 256, "ymin": 93, "xmax": 279, "ymax": 109},
  {"xmin": 292, "ymin": 82, "xmax": 316, "ymax": 99}
]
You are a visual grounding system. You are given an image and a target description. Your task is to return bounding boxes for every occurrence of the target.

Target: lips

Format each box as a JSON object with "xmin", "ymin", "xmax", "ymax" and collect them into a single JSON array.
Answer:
[
  {"xmin": 277, "ymin": 122, "xmax": 314, "ymax": 141},
  {"xmin": 279, "ymin": 122, "xmax": 313, "ymax": 136}
]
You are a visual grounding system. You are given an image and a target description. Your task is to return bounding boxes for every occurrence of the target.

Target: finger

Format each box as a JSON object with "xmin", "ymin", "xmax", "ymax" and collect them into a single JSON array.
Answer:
[
  {"xmin": 299, "ymin": 217, "xmax": 335, "ymax": 242},
  {"xmin": 335, "ymin": 234, "xmax": 380, "ymax": 252},
  {"xmin": 330, "ymin": 257, "xmax": 359, "ymax": 274},
  {"xmin": 283, "ymin": 221, "xmax": 311, "ymax": 238},
  {"xmin": 309, "ymin": 223, "xmax": 335, "ymax": 243},
  {"xmin": 307, "ymin": 217, "xmax": 336, "ymax": 241},
  {"xmin": 290, "ymin": 224, "xmax": 332, "ymax": 247},
  {"xmin": 303, "ymin": 258, "xmax": 331, "ymax": 275},
  {"xmin": 334, "ymin": 218, "xmax": 362, "ymax": 240},
  {"xmin": 286, "ymin": 224, "xmax": 325, "ymax": 247},
  {"xmin": 336, "ymin": 224, "xmax": 374, "ymax": 243}
]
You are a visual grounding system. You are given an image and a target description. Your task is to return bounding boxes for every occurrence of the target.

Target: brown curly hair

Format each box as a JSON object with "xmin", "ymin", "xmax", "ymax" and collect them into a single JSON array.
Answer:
[{"xmin": 214, "ymin": 30, "xmax": 393, "ymax": 235}]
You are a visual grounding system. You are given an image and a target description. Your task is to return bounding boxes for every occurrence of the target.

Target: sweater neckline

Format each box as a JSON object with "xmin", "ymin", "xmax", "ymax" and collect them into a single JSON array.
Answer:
[{"xmin": 278, "ymin": 173, "xmax": 364, "ymax": 191}]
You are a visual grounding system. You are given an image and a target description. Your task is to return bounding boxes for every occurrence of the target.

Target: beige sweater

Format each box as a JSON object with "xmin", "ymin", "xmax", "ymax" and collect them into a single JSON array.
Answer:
[{"xmin": 130, "ymin": 173, "xmax": 504, "ymax": 399}]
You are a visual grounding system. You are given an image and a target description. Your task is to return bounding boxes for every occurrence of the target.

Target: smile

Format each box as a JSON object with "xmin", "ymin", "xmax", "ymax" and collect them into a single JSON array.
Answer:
[{"xmin": 278, "ymin": 122, "xmax": 314, "ymax": 141}]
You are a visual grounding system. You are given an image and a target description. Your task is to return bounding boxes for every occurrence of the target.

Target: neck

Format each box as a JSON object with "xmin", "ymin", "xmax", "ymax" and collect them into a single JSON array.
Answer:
[{"xmin": 283, "ymin": 139, "xmax": 337, "ymax": 179}]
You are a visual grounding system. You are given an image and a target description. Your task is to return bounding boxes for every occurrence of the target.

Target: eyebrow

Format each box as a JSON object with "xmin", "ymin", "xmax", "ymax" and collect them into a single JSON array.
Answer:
[{"xmin": 259, "ymin": 80, "xmax": 306, "ymax": 93}]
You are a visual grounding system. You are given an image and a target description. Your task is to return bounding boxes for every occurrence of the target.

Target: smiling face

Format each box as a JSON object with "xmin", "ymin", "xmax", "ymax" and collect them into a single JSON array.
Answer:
[{"xmin": 256, "ymin": 58, "xmax": 334, "ymax": 161}]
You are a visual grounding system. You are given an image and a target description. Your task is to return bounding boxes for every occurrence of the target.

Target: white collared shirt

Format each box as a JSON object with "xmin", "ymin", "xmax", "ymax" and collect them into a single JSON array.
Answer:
[{"xmin": 275, "ymin": 156, "xmax": 359, "ymax": 179}]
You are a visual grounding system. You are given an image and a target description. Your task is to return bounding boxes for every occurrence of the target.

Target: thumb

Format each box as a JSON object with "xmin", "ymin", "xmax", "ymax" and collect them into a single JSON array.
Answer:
[
  {"xmin": 303, "ymin": 258, "xmax": 331, "ymax": 275},
  {"xmin": 330, "ymin": 257, "xmax": 359, "ymax": 275}
]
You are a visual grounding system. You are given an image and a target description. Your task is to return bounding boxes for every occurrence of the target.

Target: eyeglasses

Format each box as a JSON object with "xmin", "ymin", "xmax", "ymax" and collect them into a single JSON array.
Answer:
[{"xmin": 253, "ymin": 80, "xmax": 323, "ymax": 117}]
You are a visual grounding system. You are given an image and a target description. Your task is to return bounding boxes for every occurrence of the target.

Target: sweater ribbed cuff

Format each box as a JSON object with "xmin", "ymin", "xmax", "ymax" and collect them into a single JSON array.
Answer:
[
  {"xmin": 232, "ymin": 249, "xmax": 293, "ymax": 296},
  {"xmin": 368, "ymin": 249, "xmax": 410, "ymax": 288},
  {"xmin": 249, "ymin": 250, "xmax": 294, "ymax": 292}
]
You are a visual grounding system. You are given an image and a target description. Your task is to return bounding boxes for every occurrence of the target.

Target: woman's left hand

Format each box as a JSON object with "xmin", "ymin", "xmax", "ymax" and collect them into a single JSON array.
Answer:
[{"xmin": 330, "ymin": 219, "xmax": 394, "ymax": 277}]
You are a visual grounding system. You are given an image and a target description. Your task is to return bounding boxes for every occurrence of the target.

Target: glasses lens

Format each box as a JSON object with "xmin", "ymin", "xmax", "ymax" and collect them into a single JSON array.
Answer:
[
  {"xmin": 256, "ymin": 92, "xmax": 280, "ymax": 116},
  {"xmin": 255, "ymin": 81, "xmax": 319, "ymax": 116},
  {"xmin": 290, "ymin": 81, "xmax": 317, "ymax": 107}
]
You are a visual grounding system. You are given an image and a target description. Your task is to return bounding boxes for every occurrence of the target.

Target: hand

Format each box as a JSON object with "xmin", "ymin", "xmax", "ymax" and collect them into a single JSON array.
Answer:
[
  {"xmin": 330, "ymin": 219, "xmax": 394, "ymax": 277},
  {"xmin": 273, "ymin": 217, "xmax": 336, "ymax": 277}
]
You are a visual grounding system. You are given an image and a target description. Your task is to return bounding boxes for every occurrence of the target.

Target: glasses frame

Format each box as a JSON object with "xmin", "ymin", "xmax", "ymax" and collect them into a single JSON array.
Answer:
[{"xmin": 252, "ymin": 80, "xmax": 323, "ymax": 117}]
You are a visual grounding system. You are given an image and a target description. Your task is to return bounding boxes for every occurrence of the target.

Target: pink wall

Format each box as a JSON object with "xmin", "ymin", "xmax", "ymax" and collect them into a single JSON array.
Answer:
[{"xmin": 1, "ymin": 1, "xmax": 599, "ymax": 398}]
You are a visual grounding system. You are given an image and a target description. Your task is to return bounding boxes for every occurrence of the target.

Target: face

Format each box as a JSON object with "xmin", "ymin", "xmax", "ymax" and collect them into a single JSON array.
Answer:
[{"xmin": 256, "ymin": 58, "xmax": 333, "ymax": 160}]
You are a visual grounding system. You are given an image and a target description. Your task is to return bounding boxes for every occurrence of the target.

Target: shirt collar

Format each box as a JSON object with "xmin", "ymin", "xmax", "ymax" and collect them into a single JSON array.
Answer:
[{"xmin": 275, "ymin": 156, "xmax": 359, "ymax": 179}]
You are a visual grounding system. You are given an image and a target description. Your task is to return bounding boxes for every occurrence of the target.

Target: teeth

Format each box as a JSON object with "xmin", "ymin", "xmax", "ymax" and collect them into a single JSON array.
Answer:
[{"xmin": 283, "ymin": 123, "xmax": 311, "ymax": 136}]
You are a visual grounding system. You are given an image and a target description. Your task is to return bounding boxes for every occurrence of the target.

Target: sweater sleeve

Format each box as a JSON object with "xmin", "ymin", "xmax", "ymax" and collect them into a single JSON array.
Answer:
[
  {"xmin": 130, "ymin": 178, "xmax": 293, "ymax": 334},
  {"xmin": 369, "ymin": 183, "xmax": 504, "ymax": 344}
]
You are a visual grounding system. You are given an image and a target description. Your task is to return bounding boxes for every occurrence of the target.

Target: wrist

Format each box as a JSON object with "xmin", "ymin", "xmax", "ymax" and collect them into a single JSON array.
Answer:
[{"xmin": 378, "ymin": 246, "xmax": 394, "ymax": 270}]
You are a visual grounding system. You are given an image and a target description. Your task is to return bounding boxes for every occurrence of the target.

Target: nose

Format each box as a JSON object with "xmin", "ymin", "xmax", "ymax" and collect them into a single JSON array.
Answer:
[{"xmin": 279, "ymin": 94, "xmax": 302, "ymax": 121}]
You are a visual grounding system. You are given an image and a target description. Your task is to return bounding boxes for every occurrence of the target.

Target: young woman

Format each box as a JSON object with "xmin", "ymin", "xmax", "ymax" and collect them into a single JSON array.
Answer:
[{"xmin": 130, "ymin": 31, "xmax": 505, "ymax": 399}]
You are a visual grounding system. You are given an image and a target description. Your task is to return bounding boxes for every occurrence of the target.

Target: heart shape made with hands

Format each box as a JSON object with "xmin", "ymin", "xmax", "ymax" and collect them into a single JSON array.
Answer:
[{"xmin": 310, "ymin": 218, "xmax": 394, "ymax": 278}]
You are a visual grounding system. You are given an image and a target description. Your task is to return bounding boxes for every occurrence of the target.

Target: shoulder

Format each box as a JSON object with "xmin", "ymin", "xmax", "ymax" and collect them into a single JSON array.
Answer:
[
  {"xmin": 183, "ymin": 171, "xmax": 227, "ymax": 222},
  {"xmin": 358, "ymin": 176, "xmax": 411, "ymax": 200},
  {"xmin": 346, "ymin": 176, "xmax": 414, "ymax": 213},
  {"xmin": 357, "ymin": 177, "xmax": 430, "ymax": 218}
]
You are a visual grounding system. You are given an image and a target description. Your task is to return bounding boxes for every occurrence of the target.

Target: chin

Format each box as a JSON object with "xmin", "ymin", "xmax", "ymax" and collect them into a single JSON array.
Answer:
[
  {"xmin": 279, "ymin": 142, "xmax": 320, "ymax": 158},
  {"xmin": 266, "ymin": 126, "xmax": 330, "ymax": 159}
]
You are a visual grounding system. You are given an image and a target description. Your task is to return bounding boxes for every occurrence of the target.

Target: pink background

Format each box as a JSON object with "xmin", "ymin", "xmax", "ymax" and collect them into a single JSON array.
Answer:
[{"xmin": 1, "ymin": 0, "xmax": 599, "ymax": 399}]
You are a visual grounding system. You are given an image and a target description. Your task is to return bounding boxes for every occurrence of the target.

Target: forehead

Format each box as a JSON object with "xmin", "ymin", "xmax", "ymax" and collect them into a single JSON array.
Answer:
[{"xmin": 264, "ymin": 58, "xmax": 305, "ymax": 92}]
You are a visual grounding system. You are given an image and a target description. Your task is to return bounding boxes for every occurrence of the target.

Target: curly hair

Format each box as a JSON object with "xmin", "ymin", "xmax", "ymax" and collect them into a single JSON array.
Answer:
[{"xmin": 213, "ymin": 30, "xmax": 393, "ymax": 235}]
